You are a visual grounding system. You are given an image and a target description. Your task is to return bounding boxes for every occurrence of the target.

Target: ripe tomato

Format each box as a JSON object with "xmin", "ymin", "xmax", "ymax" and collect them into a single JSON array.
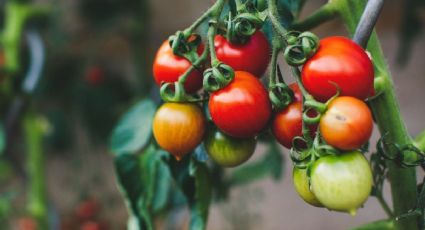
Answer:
[
  {"xmin": 215, "ymin": 31, "xmax": 271, "ymax": 77},
  {"xmin": 153, "ymin": 103, "xmax": 205, "ymax": 160},
  {"xmin": 204, "ymin": 127, "xmax": 256, "ymax": 167},
  {"xmin": 75, "ymin": 198, "xmax": 100, "ymax": 220},
  {"xmin": 320, "ymin": 96, "xmax": 373, "ymax": 150},
  {"xmin": 272, "ymin": 83, "xmax": 316, "ymax": 148},
  {"xmin": 209, "ymin": 71, "xmax": 271, "ymax": 138},
  {"xmin": 292, "ymin": 167, "xmax": 322, "ymax": 207},
  {"xmin": 301, "ymin": 36, "xmax": 374, "ymax": 101},
  {"xmin": 310, "ymin": 151, "xmax": 373, "ymax": 215},
  {"xmin": 85, "ymin": 66, "xmax": 104, "ymax": 86},
  {"xmin": 152, "ymin": 40, "xmax": 203, "ymax": 93},
  {"xmin": 16, "ymin": 217, "xmax": 37, "ymax": 230}
]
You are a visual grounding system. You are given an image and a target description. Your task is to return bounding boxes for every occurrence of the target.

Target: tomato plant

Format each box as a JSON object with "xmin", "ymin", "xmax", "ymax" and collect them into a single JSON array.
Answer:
[
  {"xmin": 320, "ymin": 96, "xmax": 373, "ymax": 150},
  {"xmin": 209, "ymin": 71, "xmax": 271, "ymax": 138},
  {"xmin": 108, "ymin": 0, "xmax": 425, "ymax": 229},
  {"xmin": 153, "ymin": 40, "xmax": 204, "ymax": 93},
  {"xmin": 204, "ymin": 127, "xmax": 256, "ymax": 167},
  {"xmin": 153, "ymin": 103, "xmax": 206, "ymax": 160},
  {"xmin": 310, "ymin": 151, "xmax": 373, "ymax": 216},
  {"xmin": 215, "ymin": 31, "xmax": 271, "ymax": 77},
  {"xmin": 301, "ymin": 36, "xmax": 374, "ymax": 101}
]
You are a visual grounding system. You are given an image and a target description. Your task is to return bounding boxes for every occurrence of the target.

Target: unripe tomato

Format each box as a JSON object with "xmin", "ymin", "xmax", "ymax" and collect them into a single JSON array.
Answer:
[
  {"xmin": 292, "ymin": 167, "xmax": 322, "ymax": 207},
  {"xmin": 153, "ymin": 40, "xmax": 203, "ymax": 93},
  {"xmin": 320, "ymin": 96, "xmax": 373, "ymax": 150},
  {"xmin": 153, "ymin": 103, "xmax": 206, "ymax": 160},
  {"xmin": 272, "ymin": 83, "xmax": 316, "ymax": 148},
  {"xmin": 204, "ymin": 127, "xmax": 256, "ymax": 167},
  {"xmin": 215, "ymin": 31, "xmax": 271, "ymax": 77},
  {"xmin": 209, "ymin": 71, "xmax": 272, "ymax": 138},
  {"xmin": 301, "ymin": 36, "xmax": 374, "ymax": 101},
  {"xmin": 310, "ymin": 151, "xmax": 373, "ymax": 215}
]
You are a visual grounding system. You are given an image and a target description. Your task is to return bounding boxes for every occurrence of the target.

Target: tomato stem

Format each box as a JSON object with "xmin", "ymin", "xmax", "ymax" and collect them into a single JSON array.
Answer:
[
  {"xmin": 267, "ymin": 0, "xmax": 289, "ymax": 43},
  {"xmin": 290, "ymin": 3, "xmax": 338, "ymax": 32},
  {"xmin": 185, "ymin": 5, "xmax": 217, "ymax": 35},
  {"xmin": 23, "ymin": 112, "xmax": 48, "ymax": 229},
  {"xmin": 334, "ymin": 0, "xmax": 419, "ymax": 229}
]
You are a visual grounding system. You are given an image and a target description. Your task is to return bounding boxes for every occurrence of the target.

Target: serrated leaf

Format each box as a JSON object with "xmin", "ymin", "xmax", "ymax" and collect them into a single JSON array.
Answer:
[{"xmin": 110, "ymin": 99, "xmax": 156, "ymax": 155}]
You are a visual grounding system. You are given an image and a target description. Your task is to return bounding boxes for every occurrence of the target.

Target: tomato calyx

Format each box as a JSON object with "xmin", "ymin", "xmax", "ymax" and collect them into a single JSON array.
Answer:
[
  {"xmin": 168, "ymin": 31, "xmax": 203, "ymax": 65},
  {"xmin": 224, "ymin": 2, "xmax": 266, "ymax": 44},
  {"xmin": 203, "ymin": 62, "xmax": 235, "ymax": 92},
  {"xmin": 283, "ymin": 32, "xmax": 320, "ymax": 67}
]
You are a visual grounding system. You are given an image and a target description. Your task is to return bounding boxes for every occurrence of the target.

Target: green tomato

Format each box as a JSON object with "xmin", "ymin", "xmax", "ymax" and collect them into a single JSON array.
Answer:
[
  {"xmin": 204, "ymin": 128, "xmax": 256, "ymax": 167},
  {"xmin": 292, "ymin": 167, "xmax": 323, "ymax": 207},
  {"xmin": 310, "ymin": 151, "xmax": 373, "ymax": 215}
]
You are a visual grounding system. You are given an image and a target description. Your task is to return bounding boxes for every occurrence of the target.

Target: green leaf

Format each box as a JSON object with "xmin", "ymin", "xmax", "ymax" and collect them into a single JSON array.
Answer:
[
  {"xmin": 229, "ymin": 140, "xmax": 283, "ymax": 186},
  {"xmin": 115, "ymin": 154, "xmax": 152, "ymax": 230},
  {"xmin": 168, "ymin": 156, "xmax": 212, "ymax": 230},
  {"xmin": 350, "ymin": 219, "xmax": 395, "ymax": 230},
  {"xmin": 110, "ymin": 99, "xmax": 156, "ymax": 155},
  {"xmin": 115, "ymin": 144, "xmax": 173, "ymax": 230},
  {"xmin": 0, "ymin": 123, "xmax": 4, "ymax": 155}
]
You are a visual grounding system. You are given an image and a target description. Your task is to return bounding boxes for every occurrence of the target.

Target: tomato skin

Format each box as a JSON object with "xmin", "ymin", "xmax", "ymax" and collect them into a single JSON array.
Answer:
[
  {"xmin": 301, "ymin": 36, "xmax": 374, "ymax": 101},
  {"xmin": 292, "ymin": 167, "xmax": 322, "ymax": 207},
  {"xmin": 272, "ymin": 83, "xmax": 316, "ymax": 148},
  {"xmin": 320, "ymin": 96, "xmax": 373, "ymax": 150},
  {"xmin": 153, "ymin": 103, "xmax": 206, "ymax": 160},
  {"xmin": 204, "ymin": 127, "xmax": 256, "ymax": 167},
  {"xmin": 310, "ymin": 151, "xmax": 373, "ymax": 215},
  {"xmin": 209, "ymin": 71, "xmax": 272, "ymax": 138},
  {"xmin": 153, "ymin": 40, "xmax": 203, "ymax": 93},
  {"xmin": 215, "ymin": 31, "xmax": 271, "ymax": 77}
]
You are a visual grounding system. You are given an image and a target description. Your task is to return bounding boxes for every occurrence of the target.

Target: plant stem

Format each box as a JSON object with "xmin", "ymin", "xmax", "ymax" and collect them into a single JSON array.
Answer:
[
  {"xmin": 268, "ymin": 36, "xmax": 280, "ymax": 86},
  {"xmin": 185, "ymin": 5, "xmax": 217, "ymax": 34},
  {"xmin": 207, "ymin": 0, "xmax": 226, "ymax": 66},
  {"xmin": 377, "ymin": 194, "xmax": 394, "ymax": 218},
  {"xmin": 415, "ymin": 130, "xmax": 425, "ymax": 152},
  {"xmin": 290, "ymin": 3, "xmax": 338, "ymax": 31},
  {"xmin": 24, "ymin": 112, "xmax": 47, "ymax": 229},
  {"xmin": 333, "ymin": 0, "xmax": 418, "ymax": 229},
  {"xmin": 268, "ymin": 0, "xmax": 288, "ymax": 42}
]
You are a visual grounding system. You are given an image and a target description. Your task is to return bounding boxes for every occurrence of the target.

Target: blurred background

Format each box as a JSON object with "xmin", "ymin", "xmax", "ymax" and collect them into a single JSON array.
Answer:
[{"xmin": 0, "ymin": 0, "xmax": 424, "ymax": 229}]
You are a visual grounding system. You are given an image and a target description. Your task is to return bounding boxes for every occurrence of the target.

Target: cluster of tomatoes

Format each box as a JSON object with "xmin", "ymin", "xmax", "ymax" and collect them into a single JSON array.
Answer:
[{"xmin": 152, "ymin": 26, "xmax": 376, "ymax": 215}]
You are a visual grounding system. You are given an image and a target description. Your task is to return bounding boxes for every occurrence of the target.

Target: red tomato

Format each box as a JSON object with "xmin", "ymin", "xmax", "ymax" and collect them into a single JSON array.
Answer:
[
  {"xmin": 16, "ymin": 217, "xmax": 37, "ymax": 230},
  {"xmin": 301, "ymin": 36, "xmax": 374, "ymax": 101},
  {"xmin": 320, "ymin": 96, "xmax": 373, "ymax": 150},
  {"xmin": 272, "ymin": 83, "xmax": 317, "ymax": 148},
  {"xmin": 153, "ymin": 40, "xmax": 203, "ymax": 93},
  {"xmin": 209, "ymin": 71, "xmax": 271, "ymax": 138},
  {"xmin": 81, "ymin": 221, "xmax": 107, "ymax": 230},
  {"xmin": 215, "ymin": 31, "xmax": 271, "ymax": 77},
  {"xmin": 85, "ymin": 66, "xmax": 104, "ymax": 86},
  {"xmin": 75, "ymin": 198, "xmax": 100, "ymax": 220}
]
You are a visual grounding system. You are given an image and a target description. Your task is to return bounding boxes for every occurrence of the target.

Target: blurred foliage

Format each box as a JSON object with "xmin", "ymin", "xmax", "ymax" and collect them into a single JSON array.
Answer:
[{"xmin": 397, "ymin": 0, "xmax": 425, "ymax": 67}]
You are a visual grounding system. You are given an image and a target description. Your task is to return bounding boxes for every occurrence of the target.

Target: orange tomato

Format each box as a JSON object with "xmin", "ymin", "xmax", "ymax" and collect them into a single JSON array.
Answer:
[
  {"xmin": 320, "ymin": 96, "xmax": 373, "ymax": 150},
  {"xmin": 153, "ymin": 103, "xmax": 205, "ymax": 160}
]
